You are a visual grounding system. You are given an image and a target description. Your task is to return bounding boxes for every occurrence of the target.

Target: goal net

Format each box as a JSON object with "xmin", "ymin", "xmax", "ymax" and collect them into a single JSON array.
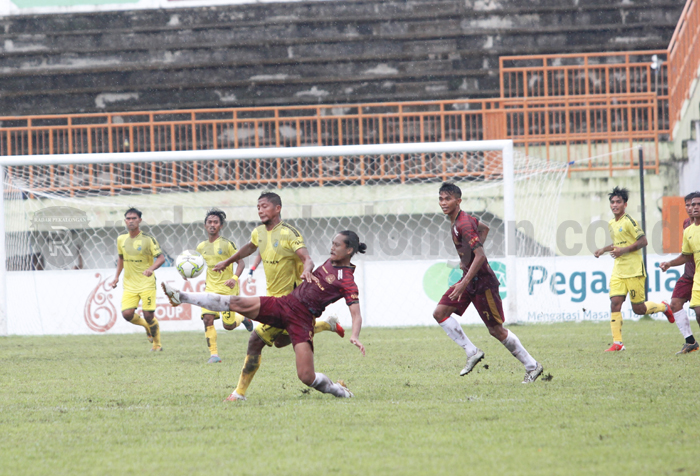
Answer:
[{"xmin": 0, "ymin": 141, "xmax": 567, "ymax": 335}]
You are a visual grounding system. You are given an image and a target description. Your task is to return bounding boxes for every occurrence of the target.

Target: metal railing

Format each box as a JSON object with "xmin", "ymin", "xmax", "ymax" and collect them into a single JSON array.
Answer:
[{"xmin": 668, "ymin": 0, "xmax": 700, "ymax": 136}]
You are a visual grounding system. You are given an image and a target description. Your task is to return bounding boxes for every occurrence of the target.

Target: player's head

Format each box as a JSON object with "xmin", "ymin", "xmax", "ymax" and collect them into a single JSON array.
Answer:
[
  {"xmin": 439, "ymin": 182, "xmax": 462, "ymax": 215},
  {"xmin": 690, "ymin": 191, "xmax": 700, "ymax": 219},
  {"xmin": 608, "ymin": 187, "xmax": 629, "ymax": 216},
  {"xmin": 332, "ymin": 230, "xmax": 367, "ymax": 261},
  {"xmin": 124, "ymin": 207, "xmax": 142, "ymax": 231},
  {"xmin": 257, "ymin": 192, "xmax": 282, "ymax": 225},
  {"xmin": 204, "ymin": 208, "xmax": 226, "ymax": 237}
]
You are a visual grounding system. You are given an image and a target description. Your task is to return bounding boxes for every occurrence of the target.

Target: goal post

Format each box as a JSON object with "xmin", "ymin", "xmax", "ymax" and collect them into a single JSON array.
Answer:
[{"xmin": 1, "ymin": 140, "xmax": 563, "ymax": 336}]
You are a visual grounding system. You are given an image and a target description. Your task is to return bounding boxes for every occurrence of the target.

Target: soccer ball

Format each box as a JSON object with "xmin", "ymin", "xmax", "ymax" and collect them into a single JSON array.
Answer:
[{"xmin": 175, "ymin": 250, "xmax": 206, "ymax": 279}]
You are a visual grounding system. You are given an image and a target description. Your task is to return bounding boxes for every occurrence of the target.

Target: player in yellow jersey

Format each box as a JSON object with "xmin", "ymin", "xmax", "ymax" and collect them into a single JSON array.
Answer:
[
  {"xmin": 212, "ymin": 192, "xmax": 344, "ymax": 401},
  {"xmin": 196, "ymin": 208, "xmax": 254, "ymax": 364},
  {"xmin": 110, "ymin": 208, "xmax": 166, "ymax": 351},
  {"xmin": 661, "ymin": 193, "xmax": 700, "ymax": 351},
  {"xmin": 594, "ymin": 187, "xmax": 675, "ymax": 351}
]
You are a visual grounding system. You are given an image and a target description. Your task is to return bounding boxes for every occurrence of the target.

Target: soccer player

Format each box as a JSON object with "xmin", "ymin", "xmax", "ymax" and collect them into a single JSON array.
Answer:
[
  {"xmin": 163, "ymin": 231, "xmax": 366, "ymax": 398},
  {"xmin": 110, "ymin": 208, "xmax": 165, "ymax": 351},
  {"xmin": 212, "ymin": 192, "xmax": 344, "ymax": 401},
  {"xmin": 660, "ymin": 192, "xmax": 700, "ymax": 353},
  {"xmin": 594, "ymin": 186, "xmax": 675, "ymax": 351},
  {"xmin": 434, "ymin": 182, "xmax": 543, "ymax": 383},
  {"xmin": 196, "ymin": 208, "xmax": 254, "ymax": 364}
]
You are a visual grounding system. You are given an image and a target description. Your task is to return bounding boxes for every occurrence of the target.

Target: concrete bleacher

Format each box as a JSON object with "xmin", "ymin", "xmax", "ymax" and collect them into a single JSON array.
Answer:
[{"xmin": 0, "ymin": 0, "xmax": 686, "ymax": 116}]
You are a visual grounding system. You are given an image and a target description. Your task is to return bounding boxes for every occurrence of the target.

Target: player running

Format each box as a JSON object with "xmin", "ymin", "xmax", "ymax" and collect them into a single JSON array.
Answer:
[
  {"xmin": 212, "ymin": 192, "xmax": 343, "ymax": 401},
  {"xmin": 162, "ymin": 231, "xmax": 366, "ymax": 398},
  {"xmin": 594, "ymin": 187, "xmax": 675, "ymax": 351},
  {"xmin": 196, "ymin": 208, "xmax": 253, "ymax": 364},
  {"xmin": 660, "ymin": 192, "xmax": 700, "ymax": 353},
  {"xmin": 434, "ymin": 182, "xmax": 543, "ymax": 383},
  {"xmin": 110, "ymin": 208, "xmax": 166, "ymax": 351}
]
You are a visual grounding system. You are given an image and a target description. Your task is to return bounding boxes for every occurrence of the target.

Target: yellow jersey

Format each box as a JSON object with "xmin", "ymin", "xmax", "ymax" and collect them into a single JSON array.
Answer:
[
  {"xmin": 196, "ymin": 236, "xmax": 240, "ymax": 295},
  {"xmin": 682, "ymin": 223, "xmax": 700, "ymax": 288},
  {"xmin": 117, "ymin": 231, "xmax": 162, "ymax": 293},
  {"xmin": 608, "ymin": 213, "xmax": 646, "ymax": 279},
  {"xmin": 251, "ymin": 221, "xmax": 306, "ymax": 297}
]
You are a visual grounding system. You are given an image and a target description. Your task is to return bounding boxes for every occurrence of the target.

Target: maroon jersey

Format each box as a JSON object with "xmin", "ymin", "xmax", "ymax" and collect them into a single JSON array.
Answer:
[
  {"xmin": 451, "ymin": 210, "xmax": 498, "ymax": 291},
  {"xmin": 291, "ymin": 259, "xmax": 360, "ymax": 317},
  {"xmin": 683, "ymin": 218, "xmax": 696, "ymax": 279}
]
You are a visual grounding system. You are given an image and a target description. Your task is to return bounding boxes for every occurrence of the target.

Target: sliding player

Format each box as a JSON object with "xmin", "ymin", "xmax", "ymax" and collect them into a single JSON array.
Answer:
[
  {"xmin": 196, "ymin": 208, "xmax": 253, "ymax": 364},
  {"xmin": 163, "ymin": 231, "xmax": 366, "ymax": 398},
  {"xmin": 212, "ymin": 192, "xmax": 343, "ymax": 400},
  {"xmin": 660, "ymin": 192, "xmax": 700, "ymax": 353},
  {"xmin": 434, "ymin": 182, "xmax": 543, "ymax": 383},
  {"xmin": 594, "ymin": 187, "xmax": 675, "ymax": 351},
  {"xmin": 110, "ymin": 208, "xmax": 165, "ymax": 351}
]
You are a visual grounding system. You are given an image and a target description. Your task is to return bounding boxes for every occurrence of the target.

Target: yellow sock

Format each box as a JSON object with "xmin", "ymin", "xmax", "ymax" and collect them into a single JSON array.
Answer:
[
  {"xmin": 149, "ymin": 317, "xmax": 162, "ymax": 349},
  {"xmin": 314, "ymin": 321, "xmax": 331, "ymax": 333},
  {"xmin": 644, "ymin": 302, "xmax": 666, "ymax": 314},
  {"xmin": 130, "ymin": 313, "xmax": 151, "ymax": 333},
  {"xmin": 235, "ymin": 354, "xmax": 261, "ymax": 397},
  {"xmin": 611, "ymin": 312, "xmax": 623, "ymax": 343},
  {"xmin": 205, "ymin": 325, "xmax": 218, "ymax": 356}
]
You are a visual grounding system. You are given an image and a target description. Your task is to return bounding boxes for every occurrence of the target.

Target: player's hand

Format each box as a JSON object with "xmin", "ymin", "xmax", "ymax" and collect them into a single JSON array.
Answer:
[
  {"xmin": 213, "ymin": 261, "xmax": 228, "ymax": 273},
  {"xmin": 610, "ymin": 246, "xmax": 624, "ymax": 259},
  {"xmin": 301, "ymin": 270, "xmax": 318, "ymax": 285},
  {"xmin": 448, "ymin": 280, "xmax": 467, "ymax": 301},
  {"xmin": 350, "ymin": 337, "xmax": 365, "ymax": 356},
  {"xmin": 659, "ymin": 261, "xmax": 671, "ymax": 272},
  {"xmin": 594, "ymin": 249, "xmax": 604, "ymax": 258},
  {"xmin": 225, "ymin": 278, "xmax": 237, "ymax": 288},
  {"xmin": 110, "ymin": 278, "xmax": 119, "ymax": 289},
  {"xmin": 142, "ymin": 269, "xmax": 153, "ymax": 277}
]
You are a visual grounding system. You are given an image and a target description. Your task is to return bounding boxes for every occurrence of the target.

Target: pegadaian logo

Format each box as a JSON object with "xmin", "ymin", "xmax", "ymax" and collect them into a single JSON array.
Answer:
[{"xmin": 422, "ymin": 261, "xmax": 507, "ymax": 302}]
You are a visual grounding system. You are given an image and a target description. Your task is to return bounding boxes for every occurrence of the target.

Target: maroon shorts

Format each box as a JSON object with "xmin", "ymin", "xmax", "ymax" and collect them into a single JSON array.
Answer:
[
  {"xmin": 438, "ymin": 282, "xmax": 505, "ymax": 328},
  {"xmin": 672, "ymin": 275, "xmax": 694, "ymax": 301},
  {"xmin": 257, "ymin": 294, "xmax": 315, "ymax": 350}
]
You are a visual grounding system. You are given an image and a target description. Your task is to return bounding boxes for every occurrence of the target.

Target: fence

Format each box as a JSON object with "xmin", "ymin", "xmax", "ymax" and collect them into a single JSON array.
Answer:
[{"xmin": 668, "ymin": 0, "xmax": 700, "ymax": 136}]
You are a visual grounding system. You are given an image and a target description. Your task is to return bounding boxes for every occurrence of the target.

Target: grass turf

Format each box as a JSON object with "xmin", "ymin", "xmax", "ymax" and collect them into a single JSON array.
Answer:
[{"xmin": 1, "ymin": 320, "xmax": 698, "ymax": 476}]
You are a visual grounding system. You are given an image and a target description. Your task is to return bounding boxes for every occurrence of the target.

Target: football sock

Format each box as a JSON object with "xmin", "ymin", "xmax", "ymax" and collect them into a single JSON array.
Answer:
[
  {"xmin": 179, "ymin": 292, "xmax": 230, "ymax": 312},
  {"xmin": 234, "ymin": 354, "xmax": 261, "ymax": 397},
  {"xmin": 234, "ymin": 313, "xmax": 245, "ymax": 328},
  {"xmin": 686, "ymin": 335, "xmax": 697, "ymax": 345},
  {"xmin": 611, "ymin": 312, "xmax": 623, "ymax": 343},
  {"xmin": 129, "ymin": 313, "xmax": 151, "ymax": 333},
  {"xmin": 310, "ymin": 372, "xmax": 348, "ymax": 397},
  {"xmin": 644, "ymin": 301, "xmax": 666, "ymax": 314},
  {"xmin": 205, "ymin": 325, "xmax": 218, "ymax": 356},
  {"xmin": 438, "ymin": 316, "xmax": 478, "ymax": 357},
  {"xmin": 149, "ymin": 317, "xmax": 161, "ymax": 348},
  {"xmin": 501, "ymin": 329, "xmax": 538, "ymax": 372},
  {"xmin": 674, "ymin": 309, "xmax": 693, "ymax": 339},
  {"xmin": 314, "ymin": 320, "xmax": 331, "ymax": 333}
]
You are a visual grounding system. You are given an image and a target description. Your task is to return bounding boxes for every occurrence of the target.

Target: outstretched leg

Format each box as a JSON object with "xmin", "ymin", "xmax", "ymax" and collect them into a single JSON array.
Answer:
[{"xmin": 295, "ymin": 342, "xmax": 352, "ymax": 398}]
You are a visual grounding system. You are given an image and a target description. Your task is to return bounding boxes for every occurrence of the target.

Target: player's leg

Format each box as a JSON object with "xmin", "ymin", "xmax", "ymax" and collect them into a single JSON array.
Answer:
[
  {"xmin": 628, "ymin": 277, "xmax": 674, "ymax": 322},
  {"xmin": 162, "ymin": 283, "xmax": 261, "ymax": 318},
  {"xmin": 202, "ymin": 312, "xmax": 221, "ymax": 363},
  {"xmin": 121, "ymin": 292, "xmax": 152, "ymax": 342},
  {"xmin": 608, "ymin": 276, "xmax": 627, "ymax": 351},
  {"xmin": 296, "ymin": 341, "xmax": 351, "ymax": 398},
  {"xmin": 669, "ymin": 277, "xmax": 697, "ymax": 353},
  {"xmin": 433, "ymin": 295, "xmax": 483, "ymax": 376},
  {"xmin": 222, "ymin": 311, "xmax": 254, "ymax": 332},
  {"xmin": 313, "ymin": 315, "xmax": 345, "ymax": 337},
  {"xmin": 140, "ymin": 290, "xmax": 161, "ymax": 351},
  {"xmin": 226, "ymin": 325, "xmax": 283, "ymax": 401}
]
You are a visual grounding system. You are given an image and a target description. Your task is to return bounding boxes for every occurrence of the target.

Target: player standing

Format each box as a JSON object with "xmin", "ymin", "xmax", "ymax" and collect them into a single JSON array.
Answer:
[
  {"xmin": 163, "ymin": 231, "xmax": 366, "ymax": 398},
  {"xmin": 594, "ymin": 187, "xmax": 675, "ymax": 351},
  {"xmin": 212, "ymin": 192, "xmax": 343, "ymax": 401},
  {"xmin": 434, "ymin": 182, "xmax": 543, "ymax": 383},
  {"xmin": 660, "ymin": 192, "xmax": 700, "ymax": 353},
  {"xmin": 110, "ymin": 208, "xmax": 165, "ymax": 351},
  {"xmin": 196, "ymin": 209, "xmax": 254, "ymax": 364}
]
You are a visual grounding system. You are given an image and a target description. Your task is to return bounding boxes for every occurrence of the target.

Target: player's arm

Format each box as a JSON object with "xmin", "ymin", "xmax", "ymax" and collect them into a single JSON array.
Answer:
[
  {"xmin": 248, "ymin": 253, "xmax": 262, "ymax": 277},
  {"xmin": 594, "ymin": 244, "xmax": 614, "ymax": 258},
  {"xmin": 111, "ymin": 255, "xmax": 124, "ymax": 288},
  {"xmin": 214, "ymin": 241, "xmax": 257, "ymax": 273},
  {"xmin": 611, "ymin": 235, "xmax": 647, "ymax": 259},
  {"xmin": 477, "ymin": 222, "xmax": 489, "ymax": 245},
  {"xmin": 348, "ymin": 303, "xmax": 365, "ymax": 356},
  {"xmin": 143, "ymin": 253, "xmax": 165, "ymax": 277},
  {"xmin": 660, "ymin": 253, "xmax": 693, "ymax": 271},
  {"xmin": 449, "ymin": 245, "xmax": 486, "ymax": 301},
  {"xmin": 225, "ymin": 259, "xmax": 246, "ymax": 288},
  {"xmin": 295, "ymin": 247, "xmax": 315, "ymax": 284}
]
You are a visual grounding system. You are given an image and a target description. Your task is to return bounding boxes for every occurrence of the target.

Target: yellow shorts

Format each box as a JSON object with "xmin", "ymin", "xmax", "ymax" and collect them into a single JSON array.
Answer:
[
  {"xmin": 690, "ymin": 289, "xmax": 700, "ymax": 308},
  {"xmin": 610, "ymin": 275, "xmax": 646, "ymax": 304},
  {"xmin": 255, "ymin": 323, "xmax": 288, "ymax": 347},
  {"xmin": 201, "ymin": 308, "xmax": 240, "ymax": 326},
  {"xmin": 122, "ymin": 289, "xmax": 157, "ymax": 311}
]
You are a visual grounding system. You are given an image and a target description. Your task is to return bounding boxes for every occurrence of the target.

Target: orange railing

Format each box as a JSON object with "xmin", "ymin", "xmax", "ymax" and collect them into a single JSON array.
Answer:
[{"xmin": 668, "ymin": 0, "xmax": 700, "ymax": 136}]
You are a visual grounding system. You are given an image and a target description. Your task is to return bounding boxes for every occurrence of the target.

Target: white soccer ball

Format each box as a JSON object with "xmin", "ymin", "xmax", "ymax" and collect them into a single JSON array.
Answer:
[{"xmin": 175, "ymin": 250, "xmax": 206, "ymax": 279}]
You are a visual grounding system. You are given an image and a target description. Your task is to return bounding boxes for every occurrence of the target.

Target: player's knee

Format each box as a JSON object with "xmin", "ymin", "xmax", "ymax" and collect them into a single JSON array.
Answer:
[
  {"xmin": 247, "ymin": 334, "xmax": 265, "ymax": 354},
  {"xmin": 488, "ymin": 325, "xmax": 507, "ymax": 341},
  {"xmin": 121, "ymin": 310, "xmax": 134, "ymax": 321},
  {"xmin": 670, "ymin": 300, "xmax": 683, "ymax": 313},
  {"xmin": 631, "ymin": 303, "xmax": 646, "ymax": 315},
  {"xmin": 223, "ymin": 323, "xmax": 236, "ymax": 331},
  {"xmin": 432, "ymin": 309, "xmax": 448, "ymax": 322}
]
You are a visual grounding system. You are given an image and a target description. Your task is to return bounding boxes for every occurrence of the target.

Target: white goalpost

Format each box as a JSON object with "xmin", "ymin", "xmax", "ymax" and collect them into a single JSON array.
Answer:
[{"xmin": 0, "ymin": 140, "xmax": 566, "ymax": 336}]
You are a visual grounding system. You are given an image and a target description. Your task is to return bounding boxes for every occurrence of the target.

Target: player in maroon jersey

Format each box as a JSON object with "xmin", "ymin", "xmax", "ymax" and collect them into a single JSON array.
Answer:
[
  {"xmin": 434, "ymin": 182, "xmax": 543, "ymax": 383},
  {"xmin": 162, "ymin": 230, "xmax": 366, "ymax": 398},
  {"xmin": 660, "ymin": 191, "xmax": 700, "ymax": 354}
]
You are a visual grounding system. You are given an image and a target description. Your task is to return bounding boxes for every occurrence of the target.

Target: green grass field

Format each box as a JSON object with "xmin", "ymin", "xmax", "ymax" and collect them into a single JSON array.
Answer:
[{"xmin": 1, "ymin": 320, "xmax": 698, "ymax": 476}]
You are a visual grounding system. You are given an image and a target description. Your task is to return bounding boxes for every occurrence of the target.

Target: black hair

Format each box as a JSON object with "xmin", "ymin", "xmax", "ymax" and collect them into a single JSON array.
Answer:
[
  {"xmin": 204, "ymin": 208, "xmax": 226, "ymax": 226},
  {"xmin": 338, "ymin": 230, "xmax": 367, "ymax": 257},
  {"xmin": 124, "ymin": 207, "xmax": 142, "ymax": 218},
  {"xmin": 258, "ymin": 192, "xmax": 282, "ymax": 208},
  {"xmin": 685, "ymin": 191, "xmax": 700, "ymax": 202},
  {"xmin": 439, "ymin": 182, "xmax": 462, "ymax": 199},
  {"xmin": 608, "ymin": 186, "xmax": 629, "ymax": 203}
]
